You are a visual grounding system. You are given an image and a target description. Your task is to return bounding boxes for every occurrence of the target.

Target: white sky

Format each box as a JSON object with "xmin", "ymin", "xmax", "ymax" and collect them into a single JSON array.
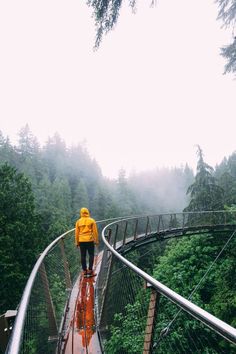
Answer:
[{"xmin": 0, "ymin": 0, "xmax": 235, "ymax": 178}]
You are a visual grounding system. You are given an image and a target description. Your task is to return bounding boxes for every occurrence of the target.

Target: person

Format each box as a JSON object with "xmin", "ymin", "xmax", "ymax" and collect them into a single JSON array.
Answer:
[{"xmin": 75, "ymin": 207, "xmax": 99, "ymax": 277}]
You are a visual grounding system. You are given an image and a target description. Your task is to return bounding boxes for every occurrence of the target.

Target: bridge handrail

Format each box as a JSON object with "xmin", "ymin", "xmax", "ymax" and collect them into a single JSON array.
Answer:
[
  {"xmin": 6, "ymin": 215, "xmax": 138, "ymax": 354},
  {"xmin": 101, "ymin": 213, "xmax": 236, "ymax": 345},
  {"xmin": 7, "ymin": 211, "xmax": 236, "ymax": 353},
  {"xmin": 6, "ymin": 228, "xmax": 74, "ymax": 354}
]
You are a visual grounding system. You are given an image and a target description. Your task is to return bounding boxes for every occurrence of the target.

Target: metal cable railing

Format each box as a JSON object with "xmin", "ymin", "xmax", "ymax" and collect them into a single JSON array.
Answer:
[
  {"xmin": 6, "ymin": 211, "xmax": 236, "ymax": 353},
  {"xmin": 6, "ymin": 228, "xmax": 77, "ymax": 354},
  {"xmin": 97, "ymin": 211, "xmax": 236, "ymax": 353},
  {"xmin": 6, "ymin": 215, "xmax": 135, "ymax": 354}
]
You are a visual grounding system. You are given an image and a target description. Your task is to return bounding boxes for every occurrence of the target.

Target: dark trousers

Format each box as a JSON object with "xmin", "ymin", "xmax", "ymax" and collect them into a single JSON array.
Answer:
[{"xmin": 79, "ymin": 242, "xmax": 95, "ymax": 271}]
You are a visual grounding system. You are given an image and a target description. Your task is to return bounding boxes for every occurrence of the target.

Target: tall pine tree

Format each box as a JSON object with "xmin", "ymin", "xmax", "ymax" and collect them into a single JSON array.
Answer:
[
  {"xmin": 184, "ymin": 146, "xmax": 224, "ymax": 212},
  {"xmin": 0, "ymin": 164, "xmax": 42, "ymax": 313}
]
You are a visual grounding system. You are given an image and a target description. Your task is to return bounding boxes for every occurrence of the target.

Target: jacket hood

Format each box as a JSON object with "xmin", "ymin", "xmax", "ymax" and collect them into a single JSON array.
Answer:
[{"xmin": 80, "ymin": 207, "xmax": 90, "ymax": 217}]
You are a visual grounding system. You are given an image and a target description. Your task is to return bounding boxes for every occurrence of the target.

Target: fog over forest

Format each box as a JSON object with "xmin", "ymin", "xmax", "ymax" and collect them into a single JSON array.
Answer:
[{"xmin": 1, "ymin": 125, "xmax": 236, "ymax": 354}]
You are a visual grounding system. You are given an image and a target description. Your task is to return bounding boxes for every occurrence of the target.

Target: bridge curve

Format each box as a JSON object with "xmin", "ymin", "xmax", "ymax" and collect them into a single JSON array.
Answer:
[
  {"xmin": 5, "ymin": 211, "xmax": 236, "ymax": 354},
  {"xmin": 99, "ymin": 215, "xmax": 236, "ymax": 348}
]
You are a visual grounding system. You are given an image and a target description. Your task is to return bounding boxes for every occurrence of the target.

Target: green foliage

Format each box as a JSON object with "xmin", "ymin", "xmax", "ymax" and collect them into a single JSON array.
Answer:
[
  {"xmin": 87, "ymin": 0, "xmax": 131, "ymax": 47},
  {"xmin": 105, "ymin": 302, "xmax": 146, "ymax": 353},
  {"xmin": 216, "ymin": 152, "xmax": 236, "ymax": 206},
  {"xmin": 154, "ymin": 235, "xmax": 219, "ymax": 298},
  {"xmin": 72, "ymin": 178, "xmax": 89, "ymax": 222},
  {"xmin": 87, "ymin": 0, "xmax": 236, "ymax": 74},
  {"xmin": 1, "ymin": 125, "xmax": 236, "ymax": 354},
  {"xmin": 0, "ymin": 126, "xmax": 193, "ymax": 316},
  {"xmin": 23, "ymin": 337, "xmax": 37, "ymax": 354},
  {"xmin": 49, "ymin": 273, "xmax": 67, "ymax": 321},
  {"xmin": 0, "ymin": 164, "xmax": 42, "ymax": 313},
  {"xmin": 116, "ymin": 169, "xmax": 142, "ymax": 216},
  {"xmin": 125, "ymin": 242, "xmax": 167, "ymax": 275},
  {"xmin": 0, "ymin": 127, "xmax": 195, "ymax": 234},
  {"xmin": 152, "ymin": 232, "xmax": 235, "ymax": 352},
  {"xmin": 216, "ymin": 0, "xmax": 236, "ymax": 74},
  {"xmin": 107, "ymin": 232, "xmax": 235, "ymax": 353},
  {"xmin": 184, "ymin": 146, "xmax": 224, "ymax": 212},
  {"xmin": 221, "ymin": 38, "xmax": 236, "ymax": 73},
  {"xmin": 217, "ymin": 0, "xmax": 236, "ymax": 26}
]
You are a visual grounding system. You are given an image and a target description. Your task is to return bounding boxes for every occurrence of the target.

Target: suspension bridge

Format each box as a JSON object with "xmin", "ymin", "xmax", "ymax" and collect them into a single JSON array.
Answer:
[{"xmin": 2, "ymin": 211, "xmax": 236, "ymax": 353}]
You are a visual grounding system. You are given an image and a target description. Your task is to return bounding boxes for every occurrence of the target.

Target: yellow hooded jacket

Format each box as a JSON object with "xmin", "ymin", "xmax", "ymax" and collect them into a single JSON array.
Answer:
[{"xmin": 75, "ymin": 208, "xmax": 99, "ymax": 246}]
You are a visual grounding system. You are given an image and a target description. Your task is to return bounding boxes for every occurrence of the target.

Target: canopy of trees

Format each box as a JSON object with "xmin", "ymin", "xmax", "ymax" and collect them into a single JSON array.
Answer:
[
  {"xmin": 88, "ymin": 0, "xmax": 236, "ymax": 73},
  {"xmin": 184, "ymin": 145, "xmax": 224, "ymax": 212},
  {"xmin": 0, "ymin": 125, "xmax": 193, "ymax": 313},
  {"xmin": 105, "ymin": 147, "xmax": 236, "ymax": 353},
  {"xmin": 217, "ymin": 0, "xmax": 236, "ymax": 73},
  {"xmin": 1, "ymin": 125, "xmax": 236, "ymax": 352},
  {"xmin": 0, "ymin": 164, "xmax": 42, "ymax": 312}
]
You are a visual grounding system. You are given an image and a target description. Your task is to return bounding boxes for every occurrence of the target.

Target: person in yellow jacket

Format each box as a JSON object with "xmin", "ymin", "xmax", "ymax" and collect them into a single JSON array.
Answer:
[{"xmin": 75, "ymin": 207, "xmax": 99, "ymax": 277}]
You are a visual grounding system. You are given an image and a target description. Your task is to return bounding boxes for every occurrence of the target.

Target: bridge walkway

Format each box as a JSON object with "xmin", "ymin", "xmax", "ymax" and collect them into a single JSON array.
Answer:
[
  {"xmin": 4, "ymin": 212, "xmax": 236, "ymax": 354},
  {"xmin": 60, "ymin": 253, "xmax": 102, "ymax": 354}
]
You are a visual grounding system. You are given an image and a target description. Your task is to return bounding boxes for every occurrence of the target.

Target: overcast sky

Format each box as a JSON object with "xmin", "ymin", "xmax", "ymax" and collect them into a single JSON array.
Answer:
[{"xmin": 0, "ymin": 0, "xmax": 235, "ymax": 178}]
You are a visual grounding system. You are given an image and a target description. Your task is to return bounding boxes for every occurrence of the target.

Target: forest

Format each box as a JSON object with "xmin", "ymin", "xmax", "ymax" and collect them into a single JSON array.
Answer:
[
  {"xmin": 0, "ymin": 125, "xmax": 236, "ymax": 352},
  {"xmin": 103, "ymin": 147, "xmax": 236, "ymax": 353},
  {"xmin": 0, "ymin": 125, "xmax": 193, "ymax": 315}
]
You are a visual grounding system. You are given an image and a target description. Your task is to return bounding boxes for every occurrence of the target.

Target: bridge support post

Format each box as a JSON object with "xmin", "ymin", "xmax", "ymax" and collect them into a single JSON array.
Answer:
[
  {"xmin": 134, "ymin": 219, "xmax": 138, "ymax": 240},
  {"xmin": 39, "ymin": 261, "xmax": 58, "ymax": 340},
  {"xmin": 98, "ymin": 228, "xmax": 114, "ymax": 341},
  {"xmin": 59, "ymin": 238, "xmax": 72, "ymax": 290},
  {"xmin": 145, "ymin": 216, "xmax": 150, "ymax": 236},
  {"xmin": 143, "ymin": 283, "xmax": 160, "ymax": 354},
  {"xmin": 123, "ymin": 221, "xmax": 128, "ymax": 245}
]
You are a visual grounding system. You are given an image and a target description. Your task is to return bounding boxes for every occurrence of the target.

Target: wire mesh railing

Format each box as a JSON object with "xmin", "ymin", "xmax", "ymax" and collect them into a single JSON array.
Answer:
[
  {"xmin": 6, "ymin": 216, "xmax": 130, "ymax": 354},
  {"xmin": 6, "ymin": 229, "xmax": 77, "ymax": 354},
  {"xmin": 97, "ymin": 212, "xmax": 236, "ymax": 353},
  {"xmin": 100, "ymin": 262, "xmax": 235, "ymax": 353},
  {"xmin": 6, "ymin": 211, "xmax": 236, "ymax": 354},
  {"xmin": 100, "ymin": 211, "xmax": 236, "ymax": 252}
]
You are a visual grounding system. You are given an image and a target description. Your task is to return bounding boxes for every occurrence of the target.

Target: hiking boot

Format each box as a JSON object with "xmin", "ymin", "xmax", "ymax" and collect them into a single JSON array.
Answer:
[{"xmin": 87, "ymin": 270, "xmax": 97, "ymax": 277}]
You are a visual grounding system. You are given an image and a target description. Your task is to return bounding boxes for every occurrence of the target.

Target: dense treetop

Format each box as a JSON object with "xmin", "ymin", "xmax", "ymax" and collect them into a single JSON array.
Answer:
[
  {"xmin": 1, "ymin": 125, "xmax": 236, "ymax": 321},
  {"xmin": 0, "ymin": 125, "xmax": 192, "ymax": 313},
  {"xmin": 88, "ymin": 0, "xmax": 236, "ymax": 73},
  {"xmin": 217, "ymin": 0, "xmax": 236, "ymax": 73}
]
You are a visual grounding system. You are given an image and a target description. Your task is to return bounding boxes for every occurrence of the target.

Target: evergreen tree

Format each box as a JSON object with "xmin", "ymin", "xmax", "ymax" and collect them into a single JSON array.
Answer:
[
  {"xmin": 87, "ymin": 0, "xmax": 131, "ymax": 47},
  {"xmin": 72, "ymin": 178, "xmax": 89, "ymax": 223},
  {"xmin": 87, "ymin": 0, "xmax": 236, "ymax": 75},
  {"xmin": 227, "ymin": 151, "xmax": 236, "ymax": 178},
  {"xmin": 117, "ymin": 169, "xmax": 140, "ymax": 216},
  {"xmin": 183, "ymin": 163, "xmax": 195, "ymax": 192},
  {"xmin": 184, "ymin": 146, "xmax": 224, "ymax": 212},
  {"xmin": 34, "ymin": 175, "xmax": 53, "ymax": 242},
  {"xmin": 42, "ymin": 133, "xmax": 67, "ymax": 182},
  {"xmin": 16, "ymin": 125, "xmax": 45, "ymax": 187},
  {"xmin": 17, "ymin": 124, "xmax": 40, "ymax": 157},
  {"xmin": 215, "ymin": 152, "xmax": 236, "ymax": 206},
  {"xmin": 41, "ymin": 177, "xmax": 72, "ymax": 242},
  {"xmin": 217, "ymin": 0, "xmax": 236, "ymax": 73},
  {"xmin": 51, "ymin": 177, "xmax": 72, "ymax": 224},
  {"xmin": 0, "ymin": 132, "xmax": 17, "ymax": 167},
  {"xmin": 90, "ymin": 183, "xmax": 119, "ymax": 220},
  {"xmin": 67, "ymin": 143, "xmax": 102, "ymax": 188},
  {"xmin": 219, "ymin": 171, "xmax": 236, "ymax": 206},
  {"xmin": 0, "ymin": 164, "xmax": 42, "ymax": 313},
  {"xmin": 106, "ymin": 230, "xmax": 236, "ymax": 353}
]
